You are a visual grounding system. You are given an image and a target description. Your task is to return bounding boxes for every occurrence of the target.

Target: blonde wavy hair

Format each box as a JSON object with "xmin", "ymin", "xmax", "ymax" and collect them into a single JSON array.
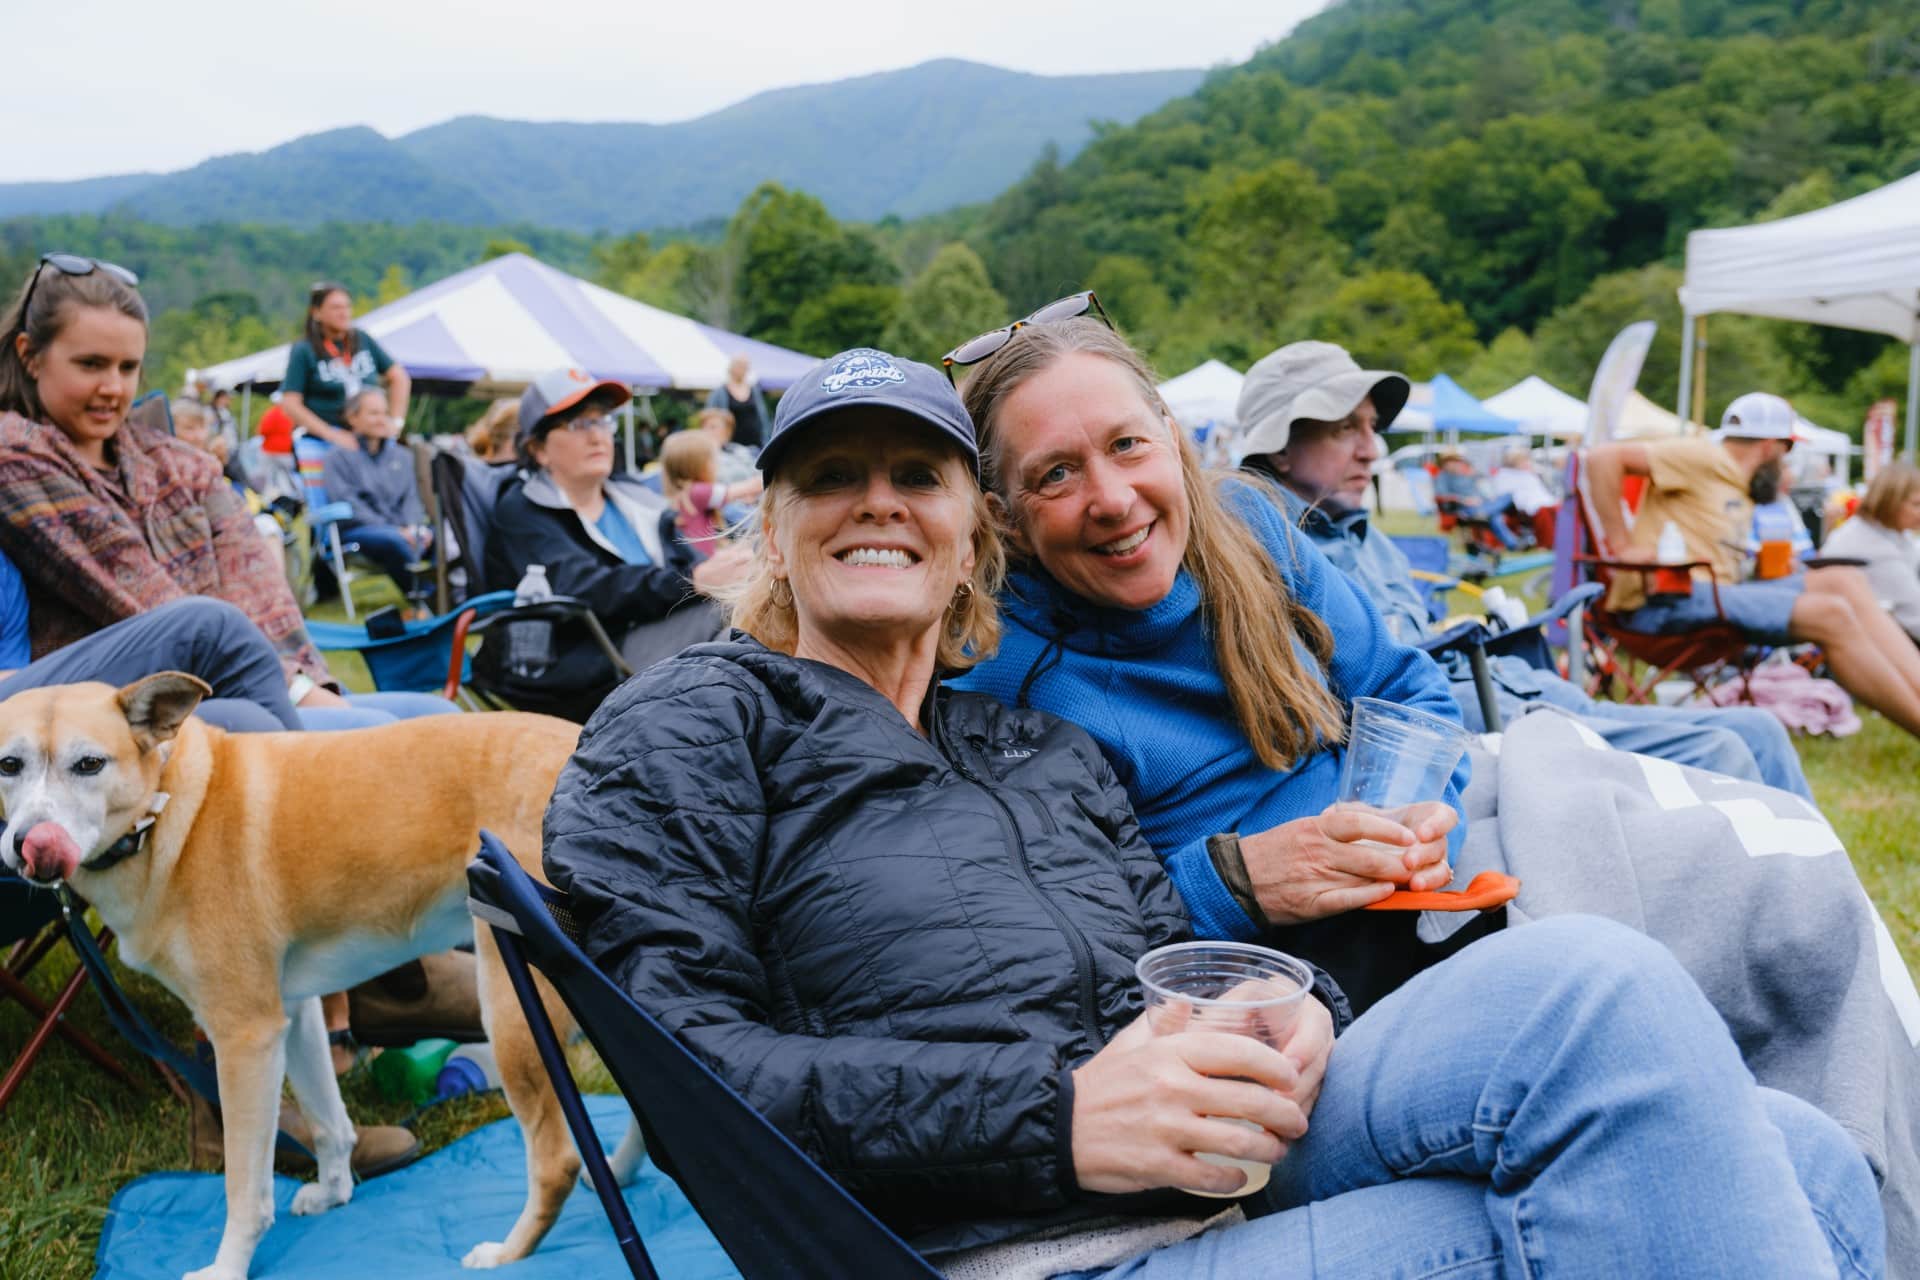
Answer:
[
  {"xmin": 1859, "ymin": 460, "xmax": 1920, "ymax": 530},
  {"xmin": 725, "ymin": 432, "xmax": 1007, "ymax": 672},
  {"xmin": 962, "ymin": 319, "xmax": 1343, "ymax": 769}
]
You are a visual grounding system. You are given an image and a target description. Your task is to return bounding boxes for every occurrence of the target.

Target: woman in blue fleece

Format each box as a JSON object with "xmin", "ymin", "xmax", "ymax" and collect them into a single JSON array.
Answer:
[{"xmin": 952, "ymin": 319, "xmax": 1488, "ymax": 1013}]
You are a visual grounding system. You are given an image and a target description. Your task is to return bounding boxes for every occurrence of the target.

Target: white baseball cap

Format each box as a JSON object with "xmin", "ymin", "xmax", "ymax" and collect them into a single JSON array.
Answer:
[{"xmin": 1720, "ymin": 392, "xmax": 1796, "ymax": 445}]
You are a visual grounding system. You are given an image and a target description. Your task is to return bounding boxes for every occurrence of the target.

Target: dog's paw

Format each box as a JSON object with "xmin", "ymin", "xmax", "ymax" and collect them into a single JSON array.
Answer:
[
  {"xmin": 461, "ymin": 1242, "xmax": 510, "ymax": 1269},
  {"xmin": 291, "ymin": 1179, "xmax": 351, "ymax": 1216}
]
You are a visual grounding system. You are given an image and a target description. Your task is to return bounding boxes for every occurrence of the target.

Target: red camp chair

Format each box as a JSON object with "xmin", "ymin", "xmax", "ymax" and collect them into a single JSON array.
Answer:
[
  {"xmin": 0, "ymin": 873, "xmax": 173, "ymax": 1112},
  {"xmin": 1562, "ymin": 450, "xmax": 1759, "ymax": 706}
]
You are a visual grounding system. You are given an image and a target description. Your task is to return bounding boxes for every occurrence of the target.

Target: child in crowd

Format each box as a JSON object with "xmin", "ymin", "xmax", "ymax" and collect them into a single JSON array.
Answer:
[{"xmin": 659, "ymin": 427, "xmax": 762, "ymax": 559}]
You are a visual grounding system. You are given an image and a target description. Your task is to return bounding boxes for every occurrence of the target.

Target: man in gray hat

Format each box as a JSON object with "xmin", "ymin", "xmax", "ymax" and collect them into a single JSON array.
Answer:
[{"xmin": 1237, "ymin": 341, "xmax": 1813, "ymax": 798}]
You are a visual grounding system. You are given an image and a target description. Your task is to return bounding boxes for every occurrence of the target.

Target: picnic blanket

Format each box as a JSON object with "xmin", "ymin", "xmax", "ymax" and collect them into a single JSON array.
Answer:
[
  {"xmin": 95, "ymin": 1094, "xmax": 740, "ymax": 1279},
  {"xmin": 1439, "ymin": 707, "xmax": 1920, "ymax": 1273}
]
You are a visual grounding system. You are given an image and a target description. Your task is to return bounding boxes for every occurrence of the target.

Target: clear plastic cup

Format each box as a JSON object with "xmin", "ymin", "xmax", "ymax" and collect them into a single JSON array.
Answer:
[
  {"xmin": 1134, "ymin": 941, "xmax": 1314, "ymax": 1198},
  {"xmin": 1333, "ymin": 697, "xmax": 1472, "ymax": 849}
]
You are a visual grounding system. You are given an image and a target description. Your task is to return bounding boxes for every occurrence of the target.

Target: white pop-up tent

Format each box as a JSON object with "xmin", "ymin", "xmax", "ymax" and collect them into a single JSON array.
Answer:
[
  {"xmin": 1482, "ymin": 375, "xmax": 1589, "ymax": 439},
  {"xmin": 1157, "ymin": 359, "xmax": 1244, "ymax": 434},
  {"xmin": 1677, "ymin": 169, "xmax": 1920, "ymax": 456}
]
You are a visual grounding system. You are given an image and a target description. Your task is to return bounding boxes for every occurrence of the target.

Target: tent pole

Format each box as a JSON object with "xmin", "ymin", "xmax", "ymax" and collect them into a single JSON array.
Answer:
[
  {"xmin": 622, "ymin": 398, "xmax": 636, "ymax": 475},
  {"xmin": 1907, "ymin": 342, "xmax": 1919, "ymax": 462},
  {"xmin": 1689, "ymin": 315, "xmax": 1709, "ymax": 430},
  {"xmin": 240, "ymin": 386, "xmax": 252, "ymax": 441},
  {"xmin": 1675, "ymin": 311, "xmax": 1695, "ymax": 424}
]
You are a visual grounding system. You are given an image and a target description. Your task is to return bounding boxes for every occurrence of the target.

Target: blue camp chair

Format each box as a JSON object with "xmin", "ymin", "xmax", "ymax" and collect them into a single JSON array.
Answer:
[
  {"xmin": 464, "ymin": 834, "xmax": 941, "ymax": 1280},
  {"xmin": 292, "ymin": 435, "xmax": 374, "ymax": 620},
  {"xmin": 306, "ymin": 589, "xmax": 517, "ymax": 703}
]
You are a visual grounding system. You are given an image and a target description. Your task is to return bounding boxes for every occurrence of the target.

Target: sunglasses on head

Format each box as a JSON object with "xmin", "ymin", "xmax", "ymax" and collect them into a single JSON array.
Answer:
[
  {"xmin": 17, "ymin": 253, "xmax": 139, "ymax": 331},
  {"xmin": 941, "ymin": 290, "xmax": 1112, "ymax": 383}
]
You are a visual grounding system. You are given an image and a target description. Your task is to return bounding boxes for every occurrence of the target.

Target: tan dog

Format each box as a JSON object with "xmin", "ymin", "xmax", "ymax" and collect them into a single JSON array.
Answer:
[{"xmin": 0, "ymin": 674, "xmax": 600, "ymax": 1280}]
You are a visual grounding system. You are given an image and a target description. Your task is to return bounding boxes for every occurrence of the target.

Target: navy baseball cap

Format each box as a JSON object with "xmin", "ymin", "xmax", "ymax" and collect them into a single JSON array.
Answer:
[
  {"xmin": 758, "ymin": 348, "xmax": 979, "ymax": 478},
  {"xmin": 516, "ymin": 367, "xmax": 631, "ymax": 443}
]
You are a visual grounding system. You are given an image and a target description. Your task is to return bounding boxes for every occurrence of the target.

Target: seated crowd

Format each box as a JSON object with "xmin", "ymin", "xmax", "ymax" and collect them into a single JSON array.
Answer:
[{"xmin": 3, "ymin": 254, "xmax": 1915, "ymax": 1276}]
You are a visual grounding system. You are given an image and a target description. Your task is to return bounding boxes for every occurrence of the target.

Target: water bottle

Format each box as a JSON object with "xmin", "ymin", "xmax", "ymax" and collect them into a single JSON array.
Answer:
[
  {"xmin": 507, "ymin": 564, "xmax": 556, "ymax": 679},
  {"xmin": 434, "ymin": 1043, "xmax": 502, "ymax": 1100},
  {"xmin": 1653, "ymin": 520, "xmax": 1691, "ymax": 596},
  {"xmin": 371, "ymin": 1038, "xmax": 459, "ymax": 1105}
]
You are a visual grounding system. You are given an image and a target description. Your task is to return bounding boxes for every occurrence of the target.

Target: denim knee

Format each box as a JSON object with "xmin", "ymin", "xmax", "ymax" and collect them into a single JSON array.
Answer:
[
  {"xmin": 1758, "ymin": 1088, "xmax": 1886, "ymax": 1278},
  {"xmin": 1498, "ymin": 916, "xmax": 1708, "ymax": 1028}
]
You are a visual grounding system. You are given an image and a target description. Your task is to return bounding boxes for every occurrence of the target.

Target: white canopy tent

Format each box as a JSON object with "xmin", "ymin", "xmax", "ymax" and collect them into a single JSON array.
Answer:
[
  {"xmin": 1482, "ymin": 375, "xmax": 1589, "ymax": 439},
  {"xmin": 1157, "ymin": 359, "xmax": 1244, "ymax": 433},
  {"xmin": 1677, "ymin": 169, "xmax": 1920, "ymax": 457}
]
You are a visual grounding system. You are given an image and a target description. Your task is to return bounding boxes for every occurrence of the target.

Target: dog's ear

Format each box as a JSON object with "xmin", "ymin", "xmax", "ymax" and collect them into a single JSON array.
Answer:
[{"xmin": 116, "ymin": 672, "xmax": 212, "ymax": 751}]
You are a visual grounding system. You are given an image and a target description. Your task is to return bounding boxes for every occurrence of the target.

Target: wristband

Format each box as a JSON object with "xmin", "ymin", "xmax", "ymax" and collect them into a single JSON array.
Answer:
[
  {"xmin": 288, "ymin": 673, "xmax": 316, "ymax": 704},
  {"xmin": 1205, "ymin": 832, "xmax": 1268, "ymax": 928}
]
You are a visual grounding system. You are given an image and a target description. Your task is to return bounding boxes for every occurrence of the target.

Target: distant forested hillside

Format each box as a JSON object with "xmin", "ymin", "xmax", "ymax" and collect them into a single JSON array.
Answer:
[
  {"xmin": 955, "ymin": 0, "xmax": 1920, "ymax": 424},
  {"xmin": 5, "ymin": 1, "xmax": 1917, "ymax": 431},
  {"xmin": 0, "ymin": 60, "xmax": 1203, "ymax": 232}
]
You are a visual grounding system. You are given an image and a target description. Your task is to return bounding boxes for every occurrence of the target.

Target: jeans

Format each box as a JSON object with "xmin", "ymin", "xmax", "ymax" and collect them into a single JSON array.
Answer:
[
  {"xmin": 296, "ymin": 690, "xmax": 458, "ymax": 731},
  {"xmin": 340, "ymin": 521, "xmax": 426, "ymax": 599},
  {"xmin": 1066, "ymin": 918, "xmax": 1882, "ymax": 1279},
  {"xmin": 0, "ymin": 598, "xmax": 299, "ymax": 733},
  {"xmin": 1452, "ymin": 663, "xmax": 1814, "ymax": 801}
]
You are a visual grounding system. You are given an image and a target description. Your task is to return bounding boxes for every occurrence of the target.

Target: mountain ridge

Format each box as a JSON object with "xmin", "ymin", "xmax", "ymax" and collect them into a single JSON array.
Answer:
[{"xmin": 0, "ymin": 59, "xmax": 1204, "ymax": 232}]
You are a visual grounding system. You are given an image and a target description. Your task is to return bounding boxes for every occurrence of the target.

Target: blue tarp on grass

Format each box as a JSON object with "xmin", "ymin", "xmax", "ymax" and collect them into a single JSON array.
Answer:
[{"xmin": 96, "ymin": 1095, "xmax": 740, "ymax": 1280}]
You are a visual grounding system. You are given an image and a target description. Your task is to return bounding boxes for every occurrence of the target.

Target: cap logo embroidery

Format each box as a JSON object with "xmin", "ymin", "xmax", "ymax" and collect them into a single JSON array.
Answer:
[{"xmin": 821, "ymin": 349, "xmax": 906, "ymax": 394}]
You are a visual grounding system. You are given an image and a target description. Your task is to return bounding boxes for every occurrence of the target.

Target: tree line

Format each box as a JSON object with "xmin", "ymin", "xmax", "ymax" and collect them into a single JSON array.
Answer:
[{"xmin": 3, "ymin": 0, "xmax": 1918, "ymax": 434}]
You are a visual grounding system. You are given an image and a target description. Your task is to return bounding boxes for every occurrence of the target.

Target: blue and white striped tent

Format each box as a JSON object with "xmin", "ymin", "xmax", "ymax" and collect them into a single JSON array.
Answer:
[{"xmin": 192, "ymin": 252, "xmax": 817, "ymax": 395}]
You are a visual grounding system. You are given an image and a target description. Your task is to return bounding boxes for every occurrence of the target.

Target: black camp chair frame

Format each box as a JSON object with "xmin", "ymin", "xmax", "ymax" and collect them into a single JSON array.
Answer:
[{"xmin": 465, "ymin": 833, "xmax": 940, "ymax": 1280}]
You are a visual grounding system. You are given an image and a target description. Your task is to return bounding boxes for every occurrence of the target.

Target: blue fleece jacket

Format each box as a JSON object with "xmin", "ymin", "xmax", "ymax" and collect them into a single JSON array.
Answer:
[{"xmin": 956, "ymin": 486, "xmax": 1469, "ymax": 942}]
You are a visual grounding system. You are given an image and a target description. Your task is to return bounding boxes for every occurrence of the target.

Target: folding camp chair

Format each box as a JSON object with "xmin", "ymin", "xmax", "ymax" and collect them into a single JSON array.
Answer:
[
  {"xmin": 307, "ymin": 589, "xmax": 518, "ymax": 705},
  {"xmin": 293, "ymin": 435, "xmax": 375, "ymax": 620},
  {"xmin": 464, "ymin": 834, "xmax": 942, "ymax": 1280},
  {"xmin": 1560, "ymin": 449, "xmax": 1759, "ymax": 706},
  {"xmin": 427, "ymin": 452, "xmax": 634, "ymax": 716},
  {"xmin": 0, "ymin": 872, "xmax": 145, "ymax": 1111}
]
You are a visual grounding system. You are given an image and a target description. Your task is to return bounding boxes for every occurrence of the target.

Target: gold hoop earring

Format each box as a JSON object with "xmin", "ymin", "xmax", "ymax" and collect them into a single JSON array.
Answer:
[
  {"xmin": 947, "ymin": 581, "xmax": 975, "ymax": 610},
  {"xmin": 770, "ymin": 577, "xmax": 793, "ymax": 608}
]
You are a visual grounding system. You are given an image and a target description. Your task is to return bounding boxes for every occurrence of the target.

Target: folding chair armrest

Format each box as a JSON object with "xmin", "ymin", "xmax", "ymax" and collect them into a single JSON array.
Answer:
[
  {"xmin": 1417, "ymin": 621, "xmax": 1501, "ymax": 730},
  {"xmin": 1416, "ymin": 619, "xmax": 1493, "ymax": 657},
  {"xmin": 469, "ymin": 596, "xmax": 636, "ymax": 680},
  {"xmin": 1574, "ymin": 553, "xmax": 1720, "ymax": 575},
  {"xmin": 1802, "ymin": 555, "xmax": 1866, "ymax": 570},
  {"xmin": 309, "ymin": 500, "xmax": 353, "ymax": 526},
  {"xmin": 1518, "ymin": 582, "xmax": 1603, "ymax": 632}
]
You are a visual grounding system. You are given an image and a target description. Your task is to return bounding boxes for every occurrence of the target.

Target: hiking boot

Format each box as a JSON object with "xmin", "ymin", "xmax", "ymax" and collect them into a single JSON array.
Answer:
[
  {"xmin": 347, "ymin": 950, "xmax": 484, "ymax": 1047},
  {"xmin": 189, "ymin": 1092, "xmax": 421, "ymax": 1180}
]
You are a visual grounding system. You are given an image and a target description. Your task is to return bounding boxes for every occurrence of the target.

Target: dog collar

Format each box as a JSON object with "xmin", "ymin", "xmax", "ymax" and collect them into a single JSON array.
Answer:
[{"xmin": 82, "ymin": 792, "xmax": 170, "ymax": 874}]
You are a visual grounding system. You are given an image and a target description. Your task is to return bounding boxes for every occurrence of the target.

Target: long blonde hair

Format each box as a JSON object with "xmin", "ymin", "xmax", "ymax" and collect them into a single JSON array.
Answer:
[
  {"xmin": 963, "ymin": 319, "xmax": 1343, "ymax": 769},
  {"xmin": 727, "ymin": 445, "xmax": 1007, "ymax": 673}
]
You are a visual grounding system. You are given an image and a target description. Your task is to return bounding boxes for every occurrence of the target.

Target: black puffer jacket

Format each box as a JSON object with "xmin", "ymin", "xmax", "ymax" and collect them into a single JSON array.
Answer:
[{"xmin": 544, "ymin": 638, "xmax": 1348, "ymax": 1253}]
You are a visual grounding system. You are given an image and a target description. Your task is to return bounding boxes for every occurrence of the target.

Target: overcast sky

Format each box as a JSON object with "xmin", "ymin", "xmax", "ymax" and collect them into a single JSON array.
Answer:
[{"xmin": 4, "ymin": 1, "xmax": 1326, "ymax": 183}]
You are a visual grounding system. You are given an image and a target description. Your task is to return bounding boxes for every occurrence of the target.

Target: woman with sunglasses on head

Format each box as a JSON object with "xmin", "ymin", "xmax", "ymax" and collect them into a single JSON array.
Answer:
[
  {"xmin": 476, "ymin": 367, "xmax": 751, "ymax": 721},
  {"xmin": 949, "ymin": 309, "xmax": 1915, "ymax": 1265},
  {"xmin": 0, "ymin": 254, "xmax": 451, "ymax": 731},
  {"xmin": 280, "ymin": 281, "xmax": 410, "ymax": 452}
]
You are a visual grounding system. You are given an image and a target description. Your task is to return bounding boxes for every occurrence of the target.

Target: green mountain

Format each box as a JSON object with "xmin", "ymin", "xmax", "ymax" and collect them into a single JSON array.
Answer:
[
  {"xmin": 948, "ymin": 0, "xmax": 1920, "ymax": 420},
  {"xmin": 0, "ymin": 60, "xmax": 1204, "ymax": 232},
  {"xmin": 955, "ymin": 0, "xmax": 1920, "ymax": 421}
]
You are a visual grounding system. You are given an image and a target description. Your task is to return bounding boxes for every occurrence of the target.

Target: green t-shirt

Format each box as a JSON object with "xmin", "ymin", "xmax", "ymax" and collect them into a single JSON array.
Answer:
[{"xmin": 282, "ymin": 330, "xmax": 395, "ymax": 426}]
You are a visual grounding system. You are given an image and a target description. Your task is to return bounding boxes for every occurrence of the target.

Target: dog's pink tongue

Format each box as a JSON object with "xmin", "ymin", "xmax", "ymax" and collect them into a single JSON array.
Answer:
[{"xmin": 20, "ymin": 822, "xmax": 82, "ymax": 881}]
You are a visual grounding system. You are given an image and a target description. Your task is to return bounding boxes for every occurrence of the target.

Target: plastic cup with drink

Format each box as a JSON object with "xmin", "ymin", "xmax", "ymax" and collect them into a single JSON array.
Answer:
[
  {"xmin": 1332, "ymin": 696, "xmax": 1473, "ymax": 852},
  {"xmin": 1134, "ymin": 941, "xmax": 1315, "ymax": 1198}
]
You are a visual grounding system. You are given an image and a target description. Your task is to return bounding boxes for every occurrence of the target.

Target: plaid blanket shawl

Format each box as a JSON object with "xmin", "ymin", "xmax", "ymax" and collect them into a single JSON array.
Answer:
[
  {"xmin": 1442, "ymin": 707, "xmax": 1920, "ymax": 1273},
  {"xmin": 0, "ymin": 412, "xmax": 331, "ymax": 687}
]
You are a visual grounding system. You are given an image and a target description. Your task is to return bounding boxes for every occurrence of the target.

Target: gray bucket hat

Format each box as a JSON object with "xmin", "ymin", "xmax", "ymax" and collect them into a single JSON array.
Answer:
[{"xmin": 1236, "ymin": 341, "xmax": 1410, "ymax": 457}]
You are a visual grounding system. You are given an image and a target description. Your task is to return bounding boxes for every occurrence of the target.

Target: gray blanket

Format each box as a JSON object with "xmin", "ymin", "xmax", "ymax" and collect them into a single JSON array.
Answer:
[{"xmin": 1440, "ymin": 706, "xmax": 1920, "ymax": 1272}]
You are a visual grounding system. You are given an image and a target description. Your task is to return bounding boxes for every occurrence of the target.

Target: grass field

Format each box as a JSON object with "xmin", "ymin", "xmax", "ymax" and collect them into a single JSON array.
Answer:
[{"xmin": 2, "ymin": 563, "xmax": 1916, "ymax": 1278}]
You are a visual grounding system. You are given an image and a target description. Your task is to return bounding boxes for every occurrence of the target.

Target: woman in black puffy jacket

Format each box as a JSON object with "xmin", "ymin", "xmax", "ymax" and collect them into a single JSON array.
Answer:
[{"xmin": 542, "ymin": 349, "xmax": 1882, "ymax": 1278}]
